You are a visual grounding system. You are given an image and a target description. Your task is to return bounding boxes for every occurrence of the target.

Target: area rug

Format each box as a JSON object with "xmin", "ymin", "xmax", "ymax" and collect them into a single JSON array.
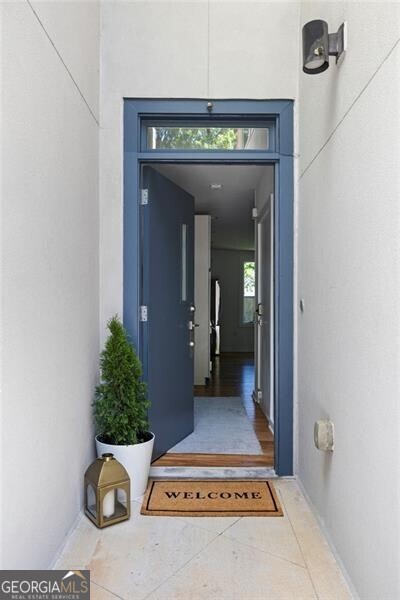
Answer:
[
  {"xmin": 168, "ymin": 397, "xmax": 262, "ymax": 454},
  {"xmin": 141, "ymin": 480, "xmax": 283, "ymax": 517}
]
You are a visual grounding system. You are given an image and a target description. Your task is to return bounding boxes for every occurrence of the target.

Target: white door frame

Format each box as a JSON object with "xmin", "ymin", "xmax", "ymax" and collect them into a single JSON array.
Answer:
[{"xmin": 254, "ymin": 193, "xmax": 274, "ymax": 429}]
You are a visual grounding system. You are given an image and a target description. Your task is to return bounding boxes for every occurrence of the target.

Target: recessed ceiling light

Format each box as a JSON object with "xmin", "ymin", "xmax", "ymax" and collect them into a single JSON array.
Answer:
[{"xmin": 209, "ymin": 183, "xmax": 223, "ymax": 190}]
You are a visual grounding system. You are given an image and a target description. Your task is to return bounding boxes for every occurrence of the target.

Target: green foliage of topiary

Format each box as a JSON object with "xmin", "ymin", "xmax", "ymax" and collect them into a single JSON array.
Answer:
[{"xmin": 94, "ymin": 316, "xmax": 150, "ymax": 445}]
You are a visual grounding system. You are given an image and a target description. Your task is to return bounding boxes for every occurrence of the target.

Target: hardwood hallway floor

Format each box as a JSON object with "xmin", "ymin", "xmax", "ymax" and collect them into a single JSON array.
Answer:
[{"xmin": 152, "ymin": 353, "xmax": 274, "ymax": 467}]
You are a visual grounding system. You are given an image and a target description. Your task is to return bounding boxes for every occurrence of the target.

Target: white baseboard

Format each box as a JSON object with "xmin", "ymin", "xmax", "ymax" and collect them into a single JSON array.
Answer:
[
  {"xmin": 49, "ymin": 509, "xmax": 84, "ymax": 570},
  {"xmin": 296, "ymin": 477, "xmax": 359, "ymax": 600}
]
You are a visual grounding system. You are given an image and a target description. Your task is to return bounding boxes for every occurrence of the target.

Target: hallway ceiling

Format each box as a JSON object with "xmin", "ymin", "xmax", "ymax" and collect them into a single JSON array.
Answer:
[{"xmin": 154, "ymin": 164, "xmax": 273, "ymax": 250}]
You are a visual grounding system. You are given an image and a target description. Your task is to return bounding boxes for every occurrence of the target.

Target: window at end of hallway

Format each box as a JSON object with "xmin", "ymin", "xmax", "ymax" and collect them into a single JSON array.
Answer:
[{"xmin": 242, "ymin": 261, "xmax": 255, "ymax": 324}]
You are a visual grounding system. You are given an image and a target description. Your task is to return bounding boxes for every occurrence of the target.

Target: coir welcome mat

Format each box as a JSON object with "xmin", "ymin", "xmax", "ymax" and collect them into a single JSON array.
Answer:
[{"xmin": 141, "ymin": 480, "xmax": 283, "ymax": 517}]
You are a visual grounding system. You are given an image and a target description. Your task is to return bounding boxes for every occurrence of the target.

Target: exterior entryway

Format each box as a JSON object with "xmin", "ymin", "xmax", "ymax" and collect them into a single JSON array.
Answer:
[
  {"xmin": 124, "ymin": 100, "xmax": 294, "ymax": 476},
  {"xmin": 55, "ymin": 479, "xmax": 352, "ymax": 599}
]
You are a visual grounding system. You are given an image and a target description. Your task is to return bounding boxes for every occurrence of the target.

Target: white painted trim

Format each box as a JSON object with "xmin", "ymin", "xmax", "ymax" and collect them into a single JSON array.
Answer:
[
  {"xmin": 194, "ymin": 215, "xmax": 211, "ymax": 385},
  {"xmin": 269, "ymin": 192, "xmax": 275, "ymax": 428},
  {"xmin": 254, "ymin": 192, "xmax": 275, "ymax": 426},
  {"xmin": 254, "ymin": 218, "xmax": 262, "ymax": 397}
]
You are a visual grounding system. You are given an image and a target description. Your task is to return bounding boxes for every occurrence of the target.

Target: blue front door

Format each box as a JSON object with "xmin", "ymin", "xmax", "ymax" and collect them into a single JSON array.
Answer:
[
  {"xmin": 124, "ymin": 99, "xmax": 294, "ymax": 475},
  {"xmin": 141, "ymin": 166, "xmax": 195, "ymax": 458}
]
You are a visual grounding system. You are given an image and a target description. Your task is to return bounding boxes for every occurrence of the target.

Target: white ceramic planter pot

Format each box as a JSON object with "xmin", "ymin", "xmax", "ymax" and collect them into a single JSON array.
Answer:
[{"xmin": 95, "ymin": 433, "xmax": 155, "ymax": 498}]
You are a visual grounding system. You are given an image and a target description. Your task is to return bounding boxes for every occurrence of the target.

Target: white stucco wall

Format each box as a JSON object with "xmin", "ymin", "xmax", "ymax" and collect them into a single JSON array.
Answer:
[
  {"xmin": 298, "ymin": 3, "xmax": 400, "ymax": 598},
  {"xmin": 1, "ymin": 1, "xmax": 100, "ymax": 569},
  {"xmin": 99, "ymin": 0, "xmax": 300, "ymax": 341},
  {"xmin": 2, "ymin": 0, "xmax": 399, "ymax": 588}
]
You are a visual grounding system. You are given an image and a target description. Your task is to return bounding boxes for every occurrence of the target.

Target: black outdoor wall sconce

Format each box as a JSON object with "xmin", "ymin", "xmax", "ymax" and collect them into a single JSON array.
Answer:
[{"xmin": 302, "ymin": 20, "xmax": 347, "ymax": 74}]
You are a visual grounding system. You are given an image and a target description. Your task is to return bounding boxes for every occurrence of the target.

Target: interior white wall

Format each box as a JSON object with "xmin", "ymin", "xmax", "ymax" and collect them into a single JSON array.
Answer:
[
  {"xmin": 255, "ymin": 168, "xmax": 274, "ymax": 214},
  {"xmin": 211, "ymin": 249, "xmax": 255, "ymax": 353},
  {"xmin": 194, "ymin": 215, "xmax": 211, "ymax": 385},
  {"xmin": 298, "ymin": 3, "xmax": 400, "ymax": 598},
  {"xmin": 99, "ymin": 1, "xmax": 300, "ymax": 342},
  {"xmin": 1, "ymin": 1, "xmax": 99, "ymax": 569}
]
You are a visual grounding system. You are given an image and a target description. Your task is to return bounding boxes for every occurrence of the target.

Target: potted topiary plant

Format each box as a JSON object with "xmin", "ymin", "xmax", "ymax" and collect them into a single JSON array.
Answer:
[{"xmin": 94, "ymin": 316, "xmax": 154, "ymax": 497}]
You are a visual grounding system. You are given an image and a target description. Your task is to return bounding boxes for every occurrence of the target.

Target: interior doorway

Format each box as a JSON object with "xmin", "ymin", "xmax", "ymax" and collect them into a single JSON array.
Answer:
[
  {"xmin": 123, "ymin": 99, "xmax": 294, "ymax": 476},
  {"xmin": 144, "ymin": 163, "xmax": 275, "ymax": 469}
]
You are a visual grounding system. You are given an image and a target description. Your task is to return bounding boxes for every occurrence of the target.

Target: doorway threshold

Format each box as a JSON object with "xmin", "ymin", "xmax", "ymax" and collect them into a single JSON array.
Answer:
[{"xmin": 149, "ymin": 466, "xmax": 277, "ymax": 479}]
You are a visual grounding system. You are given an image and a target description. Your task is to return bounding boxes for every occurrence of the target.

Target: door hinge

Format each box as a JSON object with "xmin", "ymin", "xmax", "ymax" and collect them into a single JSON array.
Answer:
[
  {"xmin": 140, "ymin": 305, "xmax": 148, "ymax": 322},
  {"xmin": 141, "ymin": 189, "xmax": 149, "ymax": 205}
]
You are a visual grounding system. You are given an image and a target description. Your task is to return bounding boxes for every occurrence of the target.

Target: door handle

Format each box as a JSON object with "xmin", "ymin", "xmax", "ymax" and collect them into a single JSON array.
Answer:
[{"xmin": 188, "ymin": 318, "xmax": 196, "ymax": 348}]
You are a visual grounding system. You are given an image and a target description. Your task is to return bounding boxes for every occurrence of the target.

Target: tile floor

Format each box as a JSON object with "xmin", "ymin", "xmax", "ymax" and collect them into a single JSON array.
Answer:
[{"xmin": 55, "ymin": 479, "xmax": 352, "ymax": 600}]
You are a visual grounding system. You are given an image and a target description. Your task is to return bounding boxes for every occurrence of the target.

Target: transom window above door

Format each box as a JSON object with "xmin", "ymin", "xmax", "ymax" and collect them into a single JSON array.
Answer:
[{"xmin": 141, "ymin": 120, "xmax": 275, "ymax": 152}]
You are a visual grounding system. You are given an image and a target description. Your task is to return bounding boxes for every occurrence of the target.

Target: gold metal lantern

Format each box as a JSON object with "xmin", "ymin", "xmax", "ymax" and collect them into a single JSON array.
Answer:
[{"xmin": 84, "ymin": 453, "xmax": 130, "ymax": 528}]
